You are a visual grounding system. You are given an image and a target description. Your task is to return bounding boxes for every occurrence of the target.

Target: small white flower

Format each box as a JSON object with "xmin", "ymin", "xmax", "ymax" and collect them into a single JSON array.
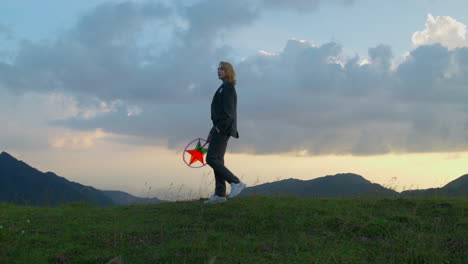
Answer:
[
  {"xmin": 26, "ymin": 220, "xmax": 30, "ymax": 223},
  {"xmin": 0, "ymin": 225, "xmax": 3, "ymax": 229},
  {"xmin": 21, "ymin": 230, "xmax": 25, "ymax": 234}
]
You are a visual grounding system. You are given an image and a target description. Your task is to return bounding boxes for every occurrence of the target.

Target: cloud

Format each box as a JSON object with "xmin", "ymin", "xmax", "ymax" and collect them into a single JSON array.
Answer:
[
  {"xmin": 0, "ymin": 0, "xmax": 259, "ymax": 149},
  {"xmin": 49, "ymin": 39, "xmax": 468, "ymax": 156},
  {"xmin": 0, "ymin": 0, "xmax": 258, "ymax": 103},
  {"xmin": 412, "ymin": 14, "xmax": 468, "ymax": 49},
  {"xmin": 1, "ymin": 2, "xmax": 467, "ymax": 156},
  {"xmin": 51, "ymin": 128, "xmax": 108, "ymax": 149},
  {"xmin": 259, "ymin": 0, "xmax": 356, "ymax": 12},
  {"xmin": 235, "ymin": 39, "xmax": 468, "ymax": 155}
]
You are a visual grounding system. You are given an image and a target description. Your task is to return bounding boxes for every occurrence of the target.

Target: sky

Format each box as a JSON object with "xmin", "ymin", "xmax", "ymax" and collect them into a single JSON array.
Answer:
[{"xmin": 1, "ymin": 0, "xmax": 467, "ymax": 200}]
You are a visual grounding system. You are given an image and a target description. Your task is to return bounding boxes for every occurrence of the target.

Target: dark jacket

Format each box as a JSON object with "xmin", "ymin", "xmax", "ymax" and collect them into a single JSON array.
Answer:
[{"xmin": 211, "ymin": 81, "xmax": 239, "ymax": 138}]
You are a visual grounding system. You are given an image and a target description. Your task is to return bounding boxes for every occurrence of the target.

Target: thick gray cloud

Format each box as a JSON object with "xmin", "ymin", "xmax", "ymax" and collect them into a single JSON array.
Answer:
[
  {"xmin": 235, "ymin": 40, "xmax": 468, "ymax": 155},
  {"xmin": 1, "ymin": 0, "xmax": 467, "ymax": 156},
  {"xmin": 0, "ymin": 0, "xmax": 257, "ymax": 103}
]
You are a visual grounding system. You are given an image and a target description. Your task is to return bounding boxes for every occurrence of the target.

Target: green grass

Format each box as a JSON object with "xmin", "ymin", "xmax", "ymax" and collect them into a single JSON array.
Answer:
[{"xmin": 0, "ymin": 196, "xmax": 466, "ymax": 263}]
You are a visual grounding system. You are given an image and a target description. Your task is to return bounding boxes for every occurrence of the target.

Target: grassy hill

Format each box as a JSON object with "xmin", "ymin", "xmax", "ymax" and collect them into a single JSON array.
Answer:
[{"xmin": 0, "ymin": 196, "xmax": 466, "ymax": 264}]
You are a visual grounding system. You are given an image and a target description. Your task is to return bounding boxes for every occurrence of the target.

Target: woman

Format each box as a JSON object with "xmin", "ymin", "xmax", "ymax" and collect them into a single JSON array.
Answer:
[{"xmin": 204, "ymin": 61, "xmax": 246, "ymax": 204}]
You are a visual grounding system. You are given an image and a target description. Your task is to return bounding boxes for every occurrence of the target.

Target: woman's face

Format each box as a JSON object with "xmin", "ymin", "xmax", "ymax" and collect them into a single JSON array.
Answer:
[{"xmin": 217, "ymin": 65, "xmax": 226, "ymax": 80}]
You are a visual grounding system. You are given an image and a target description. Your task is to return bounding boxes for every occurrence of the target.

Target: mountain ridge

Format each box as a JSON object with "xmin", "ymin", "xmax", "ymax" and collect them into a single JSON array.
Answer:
[
  {"xmin": 1, "ymin": 151, "xmax": 466, "ymax": 206},
  {"xmin": 102, "ymin": 190, "xmax": 171, "ymax": 205},
  {"xmin": 0, "ymin": 151, "xmax": 168, "ymax": 206},
  {"xmin": 238, "ymin": 172, "xmax": 399, "ymax": 198},
  {"xmin": 401, "ymin": 174, "xmax": 467, "ymax": 197}
]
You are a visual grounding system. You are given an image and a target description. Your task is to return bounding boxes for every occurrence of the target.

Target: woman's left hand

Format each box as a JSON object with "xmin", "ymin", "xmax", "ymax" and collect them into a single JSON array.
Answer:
[{"xmin": 215, "ymin": 126, "xmax": 220, "ymax": 133}]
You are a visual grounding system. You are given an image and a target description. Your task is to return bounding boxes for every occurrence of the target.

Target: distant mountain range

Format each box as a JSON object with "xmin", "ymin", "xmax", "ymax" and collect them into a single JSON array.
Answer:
[
  {"xmin": 0, "ymin": 151, "xmax": 167, "ymax": 206},
  {"xmin": 101, "ymin": 190, "xmax": 170, "ymax": 205},
  {"xmin": 0, "ymin": 151, "xmax": 466, "ymax": 206},
  {"xmin": 238, "ymin": 172, "xmax": 467, "ymax": 198},
  {"xmin": 238, "ymin": 173, "xmax": 398, "ymax": 197},
  {"xmin": 401, "ymin": 174, "xmax": 467, "ymax": 197}
]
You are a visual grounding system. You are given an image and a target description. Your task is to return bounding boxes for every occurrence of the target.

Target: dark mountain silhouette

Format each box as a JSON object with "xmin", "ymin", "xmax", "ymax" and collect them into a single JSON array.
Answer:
[
  {"xmin": 0, "ymin": 151, "xmax": 170, "ymax": 206},
  {"xmin": 401, "ymin": 174, "xmax": 467, "ymax": 197},
  {"xmin": 0, "ymin": 151, "xmax": 114, "ymax": 206},
  {"xmin": 238, "ymin": 173, "xmax": 399, "ymax": 197},
  {"xmin": 238, "ymin": 172, "xmax": 467, "ymax": 198},
  {"xmin": 102, "ymin": 190, "xmax": 171, "ymax": 205},
  {"xmin": 2, "ymin": 151, "xmax": 465, "ymax": 206}
]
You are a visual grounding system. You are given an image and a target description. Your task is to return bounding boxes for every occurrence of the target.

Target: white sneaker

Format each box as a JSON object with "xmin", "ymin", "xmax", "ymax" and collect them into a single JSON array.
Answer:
[
  {"xmin": 203, "ymin": 195, "xmax": 227, "ymax": 204},
  {"xmin": 228, "ymin": 182, "xmax": 246, "ymax": 198}
]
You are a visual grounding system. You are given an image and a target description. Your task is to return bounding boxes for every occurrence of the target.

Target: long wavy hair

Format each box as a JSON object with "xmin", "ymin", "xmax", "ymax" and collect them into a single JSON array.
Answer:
[{"xmin": 219, "ymin": 61, "xmax": 236, "ymax": 86}]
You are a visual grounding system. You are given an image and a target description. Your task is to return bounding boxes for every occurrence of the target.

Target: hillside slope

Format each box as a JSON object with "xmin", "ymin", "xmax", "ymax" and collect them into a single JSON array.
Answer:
[
  {"xmin": 0, "ymin": 151, "xmax": 114, "ymax": 206},
  {"xmin": 0, "ymin": 196, "xmax": 465, "ymax": 263}
]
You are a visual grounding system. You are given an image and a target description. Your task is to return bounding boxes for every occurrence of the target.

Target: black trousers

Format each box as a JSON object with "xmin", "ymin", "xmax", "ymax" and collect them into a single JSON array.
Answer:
[{"xmin": 206, "ymin": 127, "xmax": 240, "ymax": 197}]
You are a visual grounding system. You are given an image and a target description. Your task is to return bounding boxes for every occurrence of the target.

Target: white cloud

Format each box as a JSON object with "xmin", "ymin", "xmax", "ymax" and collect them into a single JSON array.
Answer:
[
  {"xmin": 359, "ymin": 58, "xmax": 370, "ymax": 66},
  {"xmin": 51, "ymin": 128, "xmax": 108, "ymax": 149},
  {"xmin": 258, "ymin": 50, "xmax": 277, "ymax": 56},
  {"xmin": 126, "ymin": 105, "xmax": 143, "ymax": 116},
  {"xmin": 44, "ymin": 93, "xmax": 134, "ymax": 120},
  {"xmin": 412, "ymin": 14, "xmax": 468, "ymax": 50}
]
